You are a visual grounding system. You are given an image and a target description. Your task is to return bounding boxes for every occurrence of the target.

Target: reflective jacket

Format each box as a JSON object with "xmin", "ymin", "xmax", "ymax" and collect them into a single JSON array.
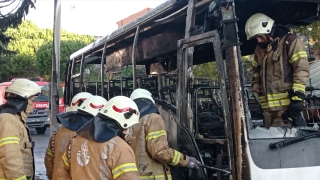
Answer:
[
  {"xmin": 129, "ymin": 113, "xmax": 189, "ymax": 180},
  {"xmin": 44, "ymin": 127, "xmax": 76, "ymax": 180},
  {"xmin": 0, "ymin": 99, "xmax": 35, "ymax": 180},
  {"xmin": 252, "ymin": 33, "xmax": 310, "ymax": 111},
  {"xmin": 57, "ymin": 135, "xmax": 140, "ymax": 180}
]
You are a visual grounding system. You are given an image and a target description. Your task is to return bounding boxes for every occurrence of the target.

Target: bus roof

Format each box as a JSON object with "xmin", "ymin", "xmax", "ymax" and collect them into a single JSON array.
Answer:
[
  {"xmin": 69, "ymin": 0, "xmax": 179, "ymax": 60},
  {"xmin": 69, "ymin": 0, "xmax": 320, "ymax": 71}
]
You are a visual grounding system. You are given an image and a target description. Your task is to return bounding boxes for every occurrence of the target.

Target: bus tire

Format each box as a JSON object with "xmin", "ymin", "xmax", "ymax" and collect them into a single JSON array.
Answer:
[{"xmin": 36, "ymin": 127, "xmax": 47, "ymax": 134}]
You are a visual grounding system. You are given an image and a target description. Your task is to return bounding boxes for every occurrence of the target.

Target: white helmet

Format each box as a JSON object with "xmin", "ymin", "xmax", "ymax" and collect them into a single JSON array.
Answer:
[
  {"xmin": 69, "ymin": 92, "xmax": 93, "ymax": 111},
  {"xmin": 78, "ymin": 95, "xmax": 107, "ymax": 116},
  {"xmin": 130, "ymin": 88, "xmax": 155, "ymax": 104},
  {"xmin": 245, "ymin": 13, "xmax": 274, "ymax": 40},
  {"xmin": 99, "ymin": 96, "xmax": 139, "ymax": 129},
  {"xmin": 5, "ymin": 79, "xmax": 41, "ymax": 99}
]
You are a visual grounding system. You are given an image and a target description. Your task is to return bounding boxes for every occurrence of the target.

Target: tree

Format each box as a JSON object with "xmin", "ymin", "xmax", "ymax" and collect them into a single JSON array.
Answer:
[
  {"xmin": 0, "ymin": 0, "xmax": 36, "ymax": 52},
  {"xmin": 0, "ymin": 20, "xmax": 44, "ymax": 81},
  {"xmin": 241, "ymin": 55, "xmax": 254, "ymax": 82},
  {"xmin": 0, "ymin": 20, "xmax": 94, "ymax": 82},
  {"xmin": 292, "ymin": 21, "xmax": 320, "ymax": 41},
  {"xmin": 292, "ymin": 21, "xmax": 320, "ymax": 59},
  {"xmin": 193, "ymin": 62, "xmax": 218, "ymax": 81},
  {"xmin": 0, "ymin": 0, "xmax": 35, "ymax": 80},
  {"xmin": 106, "ymin": 65, "xmax": 147, "ymax": 80},
  {"xmin": 36, "ymin": 38, "xmax": 94, "ymax": 82},
  {"xmin": 192, "ymin": 56, "xmax": 253, "ymax": 84}
]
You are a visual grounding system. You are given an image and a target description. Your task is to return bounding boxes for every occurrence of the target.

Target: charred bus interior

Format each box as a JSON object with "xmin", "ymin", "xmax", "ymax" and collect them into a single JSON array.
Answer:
[{"xmin": 64, "ymin": 0, "xmax": 320, "ymax": 179}]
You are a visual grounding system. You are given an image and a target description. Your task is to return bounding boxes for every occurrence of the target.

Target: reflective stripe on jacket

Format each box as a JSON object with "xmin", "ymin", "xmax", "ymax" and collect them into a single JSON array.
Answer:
[
  {"xmin": 252, "ymin": 33, "xmax": 309, "ymax": 111},
  {"xmin": 129, "ymin": 113, "xmax": 189, "ymax": 179},
  {"xmin": 0, "ymin": 113, "xmax": 34, "ymax": 180},
  {"xmin": 56, "ymin": 135, "xmax": 139, "ymax": 180},
  {"xmin": 44, "ymin": 127, "xmax": 76, "ymax": 180},
  {"xmin": 141, "ymin": 174, "xmax": 172, "ymax": 180}
]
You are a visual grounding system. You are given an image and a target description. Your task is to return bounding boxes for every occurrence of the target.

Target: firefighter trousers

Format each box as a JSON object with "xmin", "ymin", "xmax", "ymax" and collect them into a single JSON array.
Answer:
[{"xmin": 264, "ymin": 110, "xmax": 292, "ymax": 128}]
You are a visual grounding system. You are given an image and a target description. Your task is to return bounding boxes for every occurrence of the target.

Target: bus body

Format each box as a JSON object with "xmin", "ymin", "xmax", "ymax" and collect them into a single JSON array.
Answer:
[{"xmin": 63, "ymin": 0, "xmax": 320, "ymax": 179}]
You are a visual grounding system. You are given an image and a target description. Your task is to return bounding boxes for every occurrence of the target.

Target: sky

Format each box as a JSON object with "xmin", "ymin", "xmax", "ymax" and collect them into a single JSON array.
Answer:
[{"xmin": 25, "ymin": 0, "xmax": 167, "ymax": 36}]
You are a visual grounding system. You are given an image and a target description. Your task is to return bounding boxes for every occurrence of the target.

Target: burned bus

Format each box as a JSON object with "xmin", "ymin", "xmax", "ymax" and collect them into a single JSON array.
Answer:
[{"xmin": 63, "ymin": 0, "xmax": 320, "ymax": 179}]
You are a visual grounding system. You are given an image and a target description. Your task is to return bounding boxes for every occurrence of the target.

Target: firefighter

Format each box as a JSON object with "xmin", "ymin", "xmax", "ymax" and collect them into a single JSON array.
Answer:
[
  {"xmin": 0, "ymin": 79, "xmax": 41, "ymax": 180},
  {"xmin": 44, "ymin": 94, "xmax": 107, "ymax": 180},
  {"xmin": 129, "ymin": 88, "xmax": 200, "ymax": 180},
  {"xmin": 57, "ymin": 96, "xmax": 140, "ymax": 180},
  {"xmin": 245, "ymin": 13, "xmax": 310, "ymax": 128}
]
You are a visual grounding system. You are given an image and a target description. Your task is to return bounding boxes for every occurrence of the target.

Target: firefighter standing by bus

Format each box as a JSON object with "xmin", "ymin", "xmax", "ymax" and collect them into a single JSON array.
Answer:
[
  {"xmin": 57, "ymin": 96, "xmax": 140, "ymax": 180},
  {"xmin": 0, "ymin": 79, "xmax": 41, "ymax": 180},
  {"xmin": 44, "ymin": 93, "xmax": 107, "ymax": 180},
  {"xmin": 129, "ymin": 88, "xmax": 200, "ymax": 180},
  {"xmin": 246, "ymin": 13, "xmax": 310, "ymax": 128}
]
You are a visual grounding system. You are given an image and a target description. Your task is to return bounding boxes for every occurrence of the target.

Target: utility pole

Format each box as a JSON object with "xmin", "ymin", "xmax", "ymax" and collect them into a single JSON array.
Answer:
[{"xmin": 50, "ymin": 0, "xmax": 61, "ymax": 136}]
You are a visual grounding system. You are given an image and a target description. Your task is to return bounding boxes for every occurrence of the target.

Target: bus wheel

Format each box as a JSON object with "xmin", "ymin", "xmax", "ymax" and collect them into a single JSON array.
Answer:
[{"xmin": 36, "ymin": 127, "xmax": 47, "ymax": 134}]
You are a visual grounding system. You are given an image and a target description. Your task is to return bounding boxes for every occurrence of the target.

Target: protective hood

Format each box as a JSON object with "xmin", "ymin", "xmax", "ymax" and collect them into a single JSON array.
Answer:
[
  {"xmin": 269, "ymin": 24, "xmax": 289, "ymax": 38},
  {"xmin": 21, "ymin": 97, "xmax": 35, "ymax": 121},
  {"xmin": 133, "ymin": 98, "xmax": 159, "ymax": 118},
  {"xmin": 0, "ymin": 99, "xmax": 28, "ymax": 114},
  {"xmin": 57, "ymin": 111, "xmax": 94, "ymax": 131},
  {"xmin": 0, "ymin": 97, "xmax": 34, "ymax": 122},
  {"xmin": 76, "ymin": 114, "xmax": 123, "ymax": 143}
]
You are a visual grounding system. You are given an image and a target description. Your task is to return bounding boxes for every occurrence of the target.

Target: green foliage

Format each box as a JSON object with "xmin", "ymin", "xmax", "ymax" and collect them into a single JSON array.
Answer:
[
  {"xmin": 0, "ymin": 54, "xmax": 36, "ymax": 80},
  {"xmin": 0, "ymin": 21, "xmax": 44, "ymax": 80},
  {"xmin": 36, "ymin": 39, "xmax": 93, "ymax": 81},
  {"xmin": 120, "ymin": 65, "xmax": 146, "ymax": 77},
  {"xmin": 106, "ymin": 65, "xmax": 147, "ymax": 80},
  {"xmin": 292, "ymin": 21, "xmax": 320, "ymax": 39},
  {"xmin": 83, "ymin": 64, "xmax": 101, "ymax": 84},
  {"xmin": 193, "ymin": 62, "xmax": 218, "ymax": 81},
  {"xmin": 292, "ymin": 21, "xmax": 320, "ymax": 49},
  {"xmin": 241, "ymin": 55, "xmax": 254, "ymax": 82},
  {"xmin": 0, "ymin": 0, "xmax": 36, "ymax": 48},
  {"xmin": 0, "ymin": 20, "xmax": 94, "ymax": 82},
  {"xmin": 192, "ymin": 56, "xmax": 253, "ymax": 83}
]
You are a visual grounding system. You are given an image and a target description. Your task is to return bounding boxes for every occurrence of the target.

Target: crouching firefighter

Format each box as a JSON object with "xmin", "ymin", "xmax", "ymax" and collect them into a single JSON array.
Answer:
[
  {"xmin": 0, "ymin": 79, "xmax": 41, "ymax": 180},
  {"xmin": 57, "ymin": 96, "xmax": 140, "ymax": 180},
  {"xmin": 129, "ymin": 88, "xmax": 200, "ymax": 180},
  {"xmin": 246, "ymin": 13, "xmax": 310, "ymax": 128},
  {"xmin": 44, "ymin": 94, "xmax": 107, "ymax": 180}
]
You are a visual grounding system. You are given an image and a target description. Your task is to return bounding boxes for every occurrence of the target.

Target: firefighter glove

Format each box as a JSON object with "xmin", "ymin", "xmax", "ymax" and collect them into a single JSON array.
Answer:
[
  {"xmin": 288, "ymin": 89, "xmax": 306, "ymax": 102},
  {"xmin": 282, "ymin": 101, "xmax": 306, "ymax": 126},
  {"xmin": 186, "ymin": 157, "xmax": 200, "ymax": 169},
  {"xmin": 287, "ymin": 100, "xmax": 304, "ymax": 111}
]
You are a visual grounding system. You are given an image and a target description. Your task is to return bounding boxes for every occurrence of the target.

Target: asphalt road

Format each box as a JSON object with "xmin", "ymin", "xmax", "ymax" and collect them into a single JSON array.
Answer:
[{"xmin": 31, "ymin": 127, "xmax": 50, "ymax": 180}]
